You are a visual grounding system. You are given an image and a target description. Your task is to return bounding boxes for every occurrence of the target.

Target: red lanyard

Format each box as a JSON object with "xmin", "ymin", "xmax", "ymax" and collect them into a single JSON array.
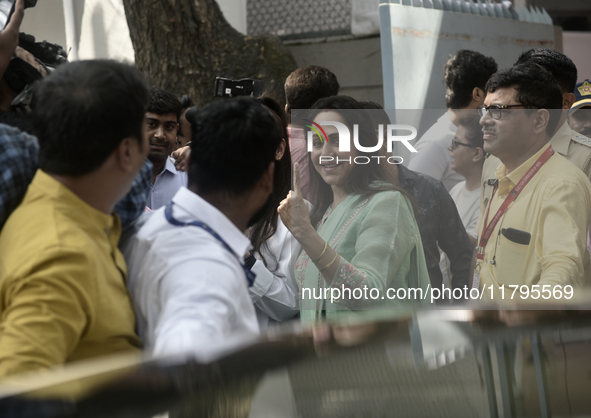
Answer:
[{"xmin": 476, "ymin": 146, "xmax": 554, "ymax": 261}]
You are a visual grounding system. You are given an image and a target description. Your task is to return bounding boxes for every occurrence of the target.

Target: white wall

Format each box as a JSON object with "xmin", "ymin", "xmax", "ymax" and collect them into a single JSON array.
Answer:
[
  {"xmin": 18, "ymin": 0, "xmax": 248, "ymax": 63},
  {"xmin": 217, "ymin": 0, "xmax": 247, "ymax": 35},
  {"xmin": 77, "ymin": 0, "xmax": 134, "ymax": 62},
  {"xmin": 379, "ymin": 3, "xmax": 555, "ymax": 110},
  {"xmin": 19, "ymin": 0, "xmax": 67, "ymax": 54},
  {"xmin": 563, "ymin": 32, "xmax": 591, "ymax": 83}
]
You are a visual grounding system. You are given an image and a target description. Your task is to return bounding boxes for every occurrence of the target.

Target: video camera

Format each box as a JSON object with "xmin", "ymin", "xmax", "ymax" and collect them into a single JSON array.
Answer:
[
  {"xmin": 214, "ymin": 77, "xmax": 264, "ymax": 98},
  {"xmin": 2, "ymin": 0, "xmax": 68, "ymax": 113}
]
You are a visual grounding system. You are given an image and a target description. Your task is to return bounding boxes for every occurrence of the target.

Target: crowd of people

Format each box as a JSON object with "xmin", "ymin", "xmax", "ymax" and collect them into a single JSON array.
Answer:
[{"xmin": 0, "ymin": 0, "xmax": 590, "ymax": 381}]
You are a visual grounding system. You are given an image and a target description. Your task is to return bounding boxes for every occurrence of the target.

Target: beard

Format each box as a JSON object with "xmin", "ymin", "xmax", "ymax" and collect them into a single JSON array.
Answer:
[{"xmin": 247, "ymin": 193, "xmax": 275, "ymax": 228}]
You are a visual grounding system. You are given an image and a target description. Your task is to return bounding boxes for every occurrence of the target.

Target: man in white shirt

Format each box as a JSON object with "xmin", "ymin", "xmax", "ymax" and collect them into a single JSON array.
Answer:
[
  {"xmin": 145, "ymin": 87, "xmax": 187, "ymax": 209},
  {"xmin": 124, "ymin": 97, "xmax": 281, "ymax": 357},
  {"xmin": 440, "ymin": 114, "xmax": 485, "ymax": 285},
  {"xmin": 409, "ymin": 50, "xmax": 497, "ymax": 191},
  {"xmin": 447, "ymin": 114, "xmax": 485, "ymax": 244}
]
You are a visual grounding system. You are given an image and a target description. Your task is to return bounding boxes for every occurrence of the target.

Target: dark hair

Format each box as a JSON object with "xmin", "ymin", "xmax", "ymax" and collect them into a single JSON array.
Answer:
[
  {"xmin": 257, "ymin": 95, "xmax": 289, "ymax": 143},
  {"xmin": 515, "ymin": 48, "xmax": 577, "ymax": 94},
  {"xmin": 184, "ymin": 106, "xmax": 199, "ymax": 125},
  {"xmin": 33, "ymin": 60, "xmax": 148, "ymax": 176},
  {"xmin": 444, "ymin": 50, "xmax": 498, "ymax": 109},
  {"xmin": 188, "ymin": 97, "xmax": 282, "ymax": 196},
  {"xmin": 178, "ymin": 94, "xmax": 194, "ymax": 110},
  {"xmin": 358, "ymin": 100, "xmax": 391, "ymax": 126},
  {"xmin": 284, "ymin": 66, "xmax": 339, "ymax": 122},
  {"xmin": 249, "ymin": 96, "xmax": 291, "ymax": 268},
  {"xmin": 457, "ymin": 113, "xmax": 484, "ymax": 149},
  {"xmin": 358, "ymin": 100, "xmax": 420, "ymax": 217},
  {"xmin": 485, "ymin": 63, "xmax": 563, "ymax": 135},
  {"xmin": 358, "ymin": 100, "xmax": 384, "ymax": 111},
  {"xmin": 147, "ymin": 86, "xmax": 182, "ymax": 120},
  {"xmin": 307, "ymin": 95, "xmax": 415, "ymax": 226}
]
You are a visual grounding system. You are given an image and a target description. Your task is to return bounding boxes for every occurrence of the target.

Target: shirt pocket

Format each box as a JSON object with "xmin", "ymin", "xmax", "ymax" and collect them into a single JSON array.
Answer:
[{"xmin": 494, "ymin": 232, "xmax": 531, "ymax": 286}]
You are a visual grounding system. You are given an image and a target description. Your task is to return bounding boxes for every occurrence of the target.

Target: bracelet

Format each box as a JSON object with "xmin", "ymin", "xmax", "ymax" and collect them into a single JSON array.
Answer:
[
  {"xmin": 312, "ymin": 241, "xmax": 328, "ymax": 263},
  {"xmin": 320, "ymin": 253, "xmax": 339, "ymax": 271}
]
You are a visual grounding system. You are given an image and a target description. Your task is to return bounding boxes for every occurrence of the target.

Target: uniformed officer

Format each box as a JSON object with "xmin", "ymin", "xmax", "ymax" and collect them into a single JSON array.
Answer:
[
  {"xmin": 569, "ymin": 79, "xmax": 591, "ymax": 137},
  {"xmin": 480, "ymin": 50, "xmax": 591, "ymax": 211}
]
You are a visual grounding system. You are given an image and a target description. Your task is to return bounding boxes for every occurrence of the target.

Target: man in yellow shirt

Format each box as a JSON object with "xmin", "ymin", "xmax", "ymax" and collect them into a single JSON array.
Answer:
[
  {"xmin": 474, "ymin": 63, "xmax": 591, "ymax": 298},
  {"xmin": 480, "ymin": 49, "xmax": 591, "ymax": 212},
  {"xmin": 0, "ymin": 60, "xmax": 148, "ymax": 377}
]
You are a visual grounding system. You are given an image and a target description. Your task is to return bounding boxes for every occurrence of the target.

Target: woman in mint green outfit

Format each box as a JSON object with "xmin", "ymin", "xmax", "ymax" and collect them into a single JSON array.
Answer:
[{"xmin": 278, "ymin": 96, "xmax": 430, "ymax": 324}]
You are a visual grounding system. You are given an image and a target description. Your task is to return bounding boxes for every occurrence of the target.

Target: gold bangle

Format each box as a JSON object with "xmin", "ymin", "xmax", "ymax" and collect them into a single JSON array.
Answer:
[
  {"xmin": 320, "ymin": 253, "xmax": 339, "ymax": 271},
  {"xmin": 312, "ymin": 241, "xmax": 328, "ymax": 263}
]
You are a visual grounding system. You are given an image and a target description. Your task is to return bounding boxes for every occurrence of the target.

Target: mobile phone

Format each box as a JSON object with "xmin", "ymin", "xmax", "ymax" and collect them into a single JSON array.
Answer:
[
  {"xmin": 214, "ymin": 77, "xmax": 264, "ymax": 98},
  {"xmin": 501, "ymin": 227, "xmax": 531, "ymax": 245}
]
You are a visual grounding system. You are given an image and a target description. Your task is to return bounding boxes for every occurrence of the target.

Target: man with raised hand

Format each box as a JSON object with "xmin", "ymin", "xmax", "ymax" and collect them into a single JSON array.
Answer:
[
  {"xmin": 0, "ymin": 0, "xmax": 152, "ymax": 231},
  {"xmin": 0, "ymin": 60, "xmax": 148, "ymax": 377},
  {"xmin": 474, "ymin": 63, "xmax": 591, "ymax": 298}
]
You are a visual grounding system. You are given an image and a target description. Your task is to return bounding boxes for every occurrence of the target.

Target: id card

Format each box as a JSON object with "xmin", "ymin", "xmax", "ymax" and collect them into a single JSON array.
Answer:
[{"xmin": 472, "ymin": 264, "xmax": 481, "ymax": 290}]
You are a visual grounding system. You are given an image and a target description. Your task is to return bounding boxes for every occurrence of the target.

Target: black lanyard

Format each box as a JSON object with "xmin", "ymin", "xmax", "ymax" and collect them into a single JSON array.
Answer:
[{"xmin": 164, "ymin": 202, "xmax": 255, "ymax": 287}]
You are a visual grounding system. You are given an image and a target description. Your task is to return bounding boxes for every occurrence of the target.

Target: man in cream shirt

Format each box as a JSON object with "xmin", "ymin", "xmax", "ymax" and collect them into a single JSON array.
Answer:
[
  {"xmin": 480, "ymin": 49, "xmax": 591, "ymax": 211},
  {"xmin": 475, "ymin": 63, "xmax": 591, "ymax": 297}
]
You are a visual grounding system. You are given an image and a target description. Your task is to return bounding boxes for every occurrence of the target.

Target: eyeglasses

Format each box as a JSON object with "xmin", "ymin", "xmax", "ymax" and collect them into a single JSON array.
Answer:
[
  {"xmin": 477, "ymin": 104, "xmax": 524, "ymax": 119},
  {"xmin": 449, "ymin": 139, "xmax": 477, "ymax": 151}
]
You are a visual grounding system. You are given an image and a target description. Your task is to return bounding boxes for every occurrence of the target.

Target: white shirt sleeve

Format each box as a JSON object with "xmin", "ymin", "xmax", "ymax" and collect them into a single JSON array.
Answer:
[
  {"xmin": 249, "ymin": 219, "xmax": 300, "ymax": 322},
  {"xmin": 152, "ymin": 256, "xmax": 260, "ymax": 357}
]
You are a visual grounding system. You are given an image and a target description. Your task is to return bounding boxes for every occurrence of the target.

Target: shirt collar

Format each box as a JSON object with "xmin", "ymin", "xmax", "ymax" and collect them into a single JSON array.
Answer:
[
  {"xmin": 31, "ymin": 169, "xmax": 116, "ymax": 233},
  {"xmin": 163, "ymin": 156, "xmax": 181, "ymax": 175},
  {"xmin": 494, "ymin": 142, "xmax": 552, "ymax": 195},
  {"xmin": 170, "ymin": 187, "xmax": 251, "ymax": 258}
]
